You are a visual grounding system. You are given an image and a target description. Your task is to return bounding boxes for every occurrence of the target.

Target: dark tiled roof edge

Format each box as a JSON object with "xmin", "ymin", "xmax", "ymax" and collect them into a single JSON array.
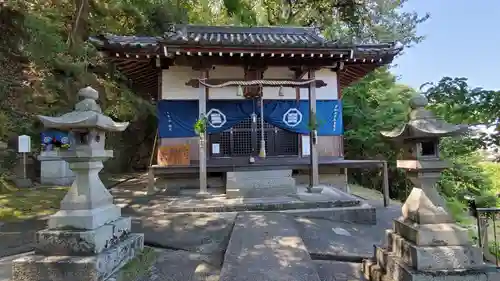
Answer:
[{"xmin": 90, "ymin": 29, "xmax": 400, "ymax": 55}]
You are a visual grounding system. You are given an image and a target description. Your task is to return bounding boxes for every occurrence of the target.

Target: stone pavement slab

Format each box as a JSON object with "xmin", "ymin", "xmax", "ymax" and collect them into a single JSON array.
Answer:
[
  {"xmin": 128, "ymin": 211, "xmax": 237, "ymax": 263},
  {"xmin": 137, "ymin": 248, "xmax": 220, "ymax": 281},
  {"xmin": 314, "ymin": 261, "xmax": 366, "ymax": 281},
  {"xmin": 295, "ymin": 203, "xmax": 402, "ymax": 259},
  {"xmin": 219, "ymin": 213, "xmax": 320, "ymax": 281},
  {"xmin": 296, "ymin": 217, "xmax": 377, "ymax": 259},
  {"xmin": 0, "ymin": 219, "xmax": 46, "ymax": 258},
  {"xmin": 0, "ymin": 252, "xmax": 32, "ymax": 281}
]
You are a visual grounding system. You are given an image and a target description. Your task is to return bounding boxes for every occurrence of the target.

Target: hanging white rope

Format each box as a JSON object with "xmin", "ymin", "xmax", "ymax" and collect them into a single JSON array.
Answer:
[{"xmin": 197, "ymin": 79, "xmax": 317, "ymax": 88}]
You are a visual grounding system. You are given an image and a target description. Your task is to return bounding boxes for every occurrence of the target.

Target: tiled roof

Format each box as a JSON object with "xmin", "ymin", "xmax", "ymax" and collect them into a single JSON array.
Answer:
[
  {"xmin": 162, "ymin": 24, "xmax": 337, "ymax": 48},
  {"xmin": 92, "ymin": 26, "xmax": 400, "ymax": 58},
  {"xmin": 90, "ymin": 25, "xmax": 403, "ymax": 96},
  {"xmin": 90, "ymin": 34, "xmax": 160, "ymax": 48}
]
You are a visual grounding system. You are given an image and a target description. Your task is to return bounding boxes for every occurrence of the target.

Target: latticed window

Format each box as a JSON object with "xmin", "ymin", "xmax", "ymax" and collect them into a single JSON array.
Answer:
[{"xmin": 208, "ymin": 117, "xmax": 299, "ymax": 157}]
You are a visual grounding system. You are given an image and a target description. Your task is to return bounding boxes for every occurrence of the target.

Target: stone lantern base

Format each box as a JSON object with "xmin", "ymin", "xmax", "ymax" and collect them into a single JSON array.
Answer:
[
  {"xmin": 362, "ymin": 188, "xmax": 500, "ymax": 281},
  {"xmin": 12, "ymin": 216, "xmax": 144, "ymax": 281}
]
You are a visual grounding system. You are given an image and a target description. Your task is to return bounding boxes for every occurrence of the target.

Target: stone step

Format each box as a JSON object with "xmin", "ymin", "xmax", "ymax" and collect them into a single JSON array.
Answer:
[
  {"xmin": 226, "ymin": 170, "xmax": 293, "ymax": 181},
  {"xmin": 219, "ymin": 213, "xmax": 320, "ymax": 281},
  {"xmin": 362, "ymin": 258, "xmax": 395, "ymax": 281},
  {"xmin": 225, "ymin": 170, "xmax": 296, "ymax": 199},
  {"xmin": 226, "ymin": 185, "xmax": 297, "ymax": 199},
  {"xmin": 159, "ymin": 204, "xmax": 376, "ymax": 225},
  {"xmin": 163, "ymin": 197, "xmax": 360, "ymax": 213},
  {"xmin": 314, "ymin": 260, "xmax": 368, "ymax": 281}
]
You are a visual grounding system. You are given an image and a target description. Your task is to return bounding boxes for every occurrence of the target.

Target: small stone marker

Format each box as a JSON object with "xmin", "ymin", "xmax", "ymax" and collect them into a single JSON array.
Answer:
[
  {"xmin": 17, "ymin": 135, "xmax": 31, "ymax": 153},
  {"xmin": 13, "ymin": 135, "xmax": 32, "ymax": 188}
]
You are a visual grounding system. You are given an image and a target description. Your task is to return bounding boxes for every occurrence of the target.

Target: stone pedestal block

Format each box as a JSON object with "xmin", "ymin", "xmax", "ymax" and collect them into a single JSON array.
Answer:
[
  {"xmin": 38, "ymin": 152, "xmax": 75, "ymax": 186},
  {"xmin": 393, "ymin": 218, "xmax": 470, "ymax": 246},
  {"xmin": 368, "ymin": 246, "xmax": 500, "ymax": 281},
  {"xmin": 12, "ymin": 234, "xmax": 144, "ymax": 281},
  {"xmin": 401, "ymin": 187, "xmax": 455, "ymax": 225},
  {"xmin": 48, "ymin": 204, "xmax": 122, "ymax": 230},
  {"xmin": 362, "ymin": 217, "xmax": 498, "ymax": 281},
  {"xmin": 35, "ymin": 217, "xmax": 131, "ymax": 256},
  {"xmin": 226, "ymin": 170, "xmax": 297, "ymax": 198},
  {"xmin": 388, "ymin": 231, "xmax": 483, "ymax": 271}
]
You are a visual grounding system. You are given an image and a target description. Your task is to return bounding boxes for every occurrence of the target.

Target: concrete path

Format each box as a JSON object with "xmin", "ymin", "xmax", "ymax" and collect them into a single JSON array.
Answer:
[
  {"xmin": 0, "ymin": 179, "xmax": 404, "ymax": 281},
  {"xmin": 296, "ymin": 203, "xmax": 402, "ymax": 259},
  {"xmin": 0, "ymin": 252, "xmax": 32, "ymax": 281},
  {"xmin": 314, "ymin": 261, "xmax": 366, "ymax": 281},
  {"xmin": 132, "ymin": 212, "xmax": 237, "ymax": 264},
  {"xmin": 219, "ymin": 213, "xmax": 320, "ymax": 281},
  {"xmin": 136, "ymin": 248, "xmax": 221, "ymax": 281},
  {"xmin": 0, "ymin": 220, "xmax": 46, "ymax": 258}
]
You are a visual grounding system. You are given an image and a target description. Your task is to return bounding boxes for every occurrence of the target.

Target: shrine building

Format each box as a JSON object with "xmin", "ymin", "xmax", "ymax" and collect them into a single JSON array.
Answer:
[{"xmin": 91, "ymin": 24, "xmax": 400, "ymax": 196}]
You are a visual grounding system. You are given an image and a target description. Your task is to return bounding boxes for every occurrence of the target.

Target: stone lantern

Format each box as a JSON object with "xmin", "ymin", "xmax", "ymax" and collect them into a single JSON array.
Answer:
[
  {"xmin": 12, "ymin": 87, "xmax": 144, "ymax": 281},
  {"xmin": 382, "ymin": 94, "xmax": 469, "ymax": 225},
  {"xmin": 362, "ymin": 94, "xmax": 499, "ymax": 281}
]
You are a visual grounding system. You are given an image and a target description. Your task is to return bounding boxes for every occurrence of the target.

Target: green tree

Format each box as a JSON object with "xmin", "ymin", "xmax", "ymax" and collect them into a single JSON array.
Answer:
[
  {"xmin": 422, "ymin": 77, "xmax": 500, "ymax": 154},
  {"xmin": 342, "ymin": 68, "xmax": 415, "ymax": 198}
]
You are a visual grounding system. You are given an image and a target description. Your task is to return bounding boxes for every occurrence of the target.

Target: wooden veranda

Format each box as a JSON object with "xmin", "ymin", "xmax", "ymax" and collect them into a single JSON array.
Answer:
[{"xmin": 148, "ymin": 156, "xmax": 391, "ymax": 206}]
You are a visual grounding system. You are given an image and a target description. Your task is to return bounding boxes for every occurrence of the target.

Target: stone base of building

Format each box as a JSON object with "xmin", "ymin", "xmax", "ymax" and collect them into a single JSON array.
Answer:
[
  {"xmin": 12, "ymin": 217, "xmax": 144, "ymax": 281},
  {"xmin": 226, "ymin": 170, "xmax": 297, "ymax": 198}
]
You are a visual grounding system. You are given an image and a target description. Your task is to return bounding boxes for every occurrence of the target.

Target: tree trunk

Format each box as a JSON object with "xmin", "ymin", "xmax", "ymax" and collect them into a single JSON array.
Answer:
[{"xmin": 70, "ymin": 0, "xmax": 89, "ymax": 52}]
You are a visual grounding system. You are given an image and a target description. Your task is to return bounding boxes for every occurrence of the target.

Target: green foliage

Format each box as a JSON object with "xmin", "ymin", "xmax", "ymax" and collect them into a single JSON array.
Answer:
[
  {"xmin": 437, "ymin": 138, "xmax": 498, "ymax": 220},
  {"xmin": 416, "ymin": 78, "xmax": 500, "ymax": 220},
  {"xmin": 480, "ymin": 162, "xmax": 500, "ymax": 194},
  {"xmin": 0, "ymin": 0, "xmax": 428, "ymax": 181},
  {"xmin": 422, "ymin": 77, "xmax": 500, "ymax": 152},
  {"xmin": 342, "ymin": 68, "xmax": 415, "ymax": 199},
  {"xmin": 194, "ymin": 116, "xmax": 208, "ymax": 136},
  {"xmin": 117, "ymin": 247, "xmax": 158, "ymax": 281},
  {"xmin": 0, "ymin": 186, "xmax": 69, "ymax": 221}
]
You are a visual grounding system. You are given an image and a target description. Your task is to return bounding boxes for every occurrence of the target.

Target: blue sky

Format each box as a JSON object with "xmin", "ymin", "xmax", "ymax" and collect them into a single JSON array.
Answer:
[{"xmin": 392, "ymin": 1, "xmax": 500, "ymax": 91}]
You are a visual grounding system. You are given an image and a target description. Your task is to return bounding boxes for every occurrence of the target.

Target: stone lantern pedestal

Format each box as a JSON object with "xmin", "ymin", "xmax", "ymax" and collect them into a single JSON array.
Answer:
[
  {"xmin": 362, "ymin": 94, "xmax": 500, "ymax": 281},
  {"xmin": 11, "ymin": 87, "xmax": 144, "ymax": 281}
]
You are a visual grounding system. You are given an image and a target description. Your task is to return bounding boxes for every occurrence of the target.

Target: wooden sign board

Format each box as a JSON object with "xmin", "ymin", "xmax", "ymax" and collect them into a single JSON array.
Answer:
[{"xmin": 157, "ymin": 144, "xmax": 190, "ymax": 166}]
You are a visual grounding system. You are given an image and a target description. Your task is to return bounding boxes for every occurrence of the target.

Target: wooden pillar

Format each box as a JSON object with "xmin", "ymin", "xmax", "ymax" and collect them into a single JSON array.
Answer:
[
  {"xmin": 308, "ymin": 69, "xmax": 319, "ymax": 190},
  {"xmin": 383, "ymin": 161, "xmax": 390, "ymax": 207},
  {"xmin": 196, "ymin": 69, "xmax": 210, "ymax": 198},
  {"xmin": 147, "ymin": 70, "xmax": 162, "ymax": 195},
  {"xmin": 336, "ymin": 68, "xmax": 345, "ymax": 158}
]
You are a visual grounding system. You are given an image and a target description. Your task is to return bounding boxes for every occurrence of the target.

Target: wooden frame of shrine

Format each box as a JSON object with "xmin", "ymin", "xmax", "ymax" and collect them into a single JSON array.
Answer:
[{"xmin": 91, "ymin": 24, "xmax": 400, "ymax": 201}]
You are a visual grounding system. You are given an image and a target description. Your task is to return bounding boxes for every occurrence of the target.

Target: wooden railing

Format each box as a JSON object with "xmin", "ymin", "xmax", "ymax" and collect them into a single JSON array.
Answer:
[{"xmin": 476, "ymin": 207, "xmax": 500, "ymax": 267}]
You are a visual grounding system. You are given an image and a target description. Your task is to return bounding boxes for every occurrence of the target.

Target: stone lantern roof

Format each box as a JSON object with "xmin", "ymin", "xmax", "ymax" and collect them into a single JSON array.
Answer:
[
  {"xmin": 37, "ymin": 86, "xmax": 129, "ymax": 132},
  {"xmin": 380, "ymin": 94, "xmax": 469, "ymax": 140}
]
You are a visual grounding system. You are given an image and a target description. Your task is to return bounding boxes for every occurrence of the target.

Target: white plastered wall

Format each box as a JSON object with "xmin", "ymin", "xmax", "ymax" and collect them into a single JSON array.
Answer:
[{"xmin": 161, "ymin": 66, "xmax": 338, "ymax": 100}]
